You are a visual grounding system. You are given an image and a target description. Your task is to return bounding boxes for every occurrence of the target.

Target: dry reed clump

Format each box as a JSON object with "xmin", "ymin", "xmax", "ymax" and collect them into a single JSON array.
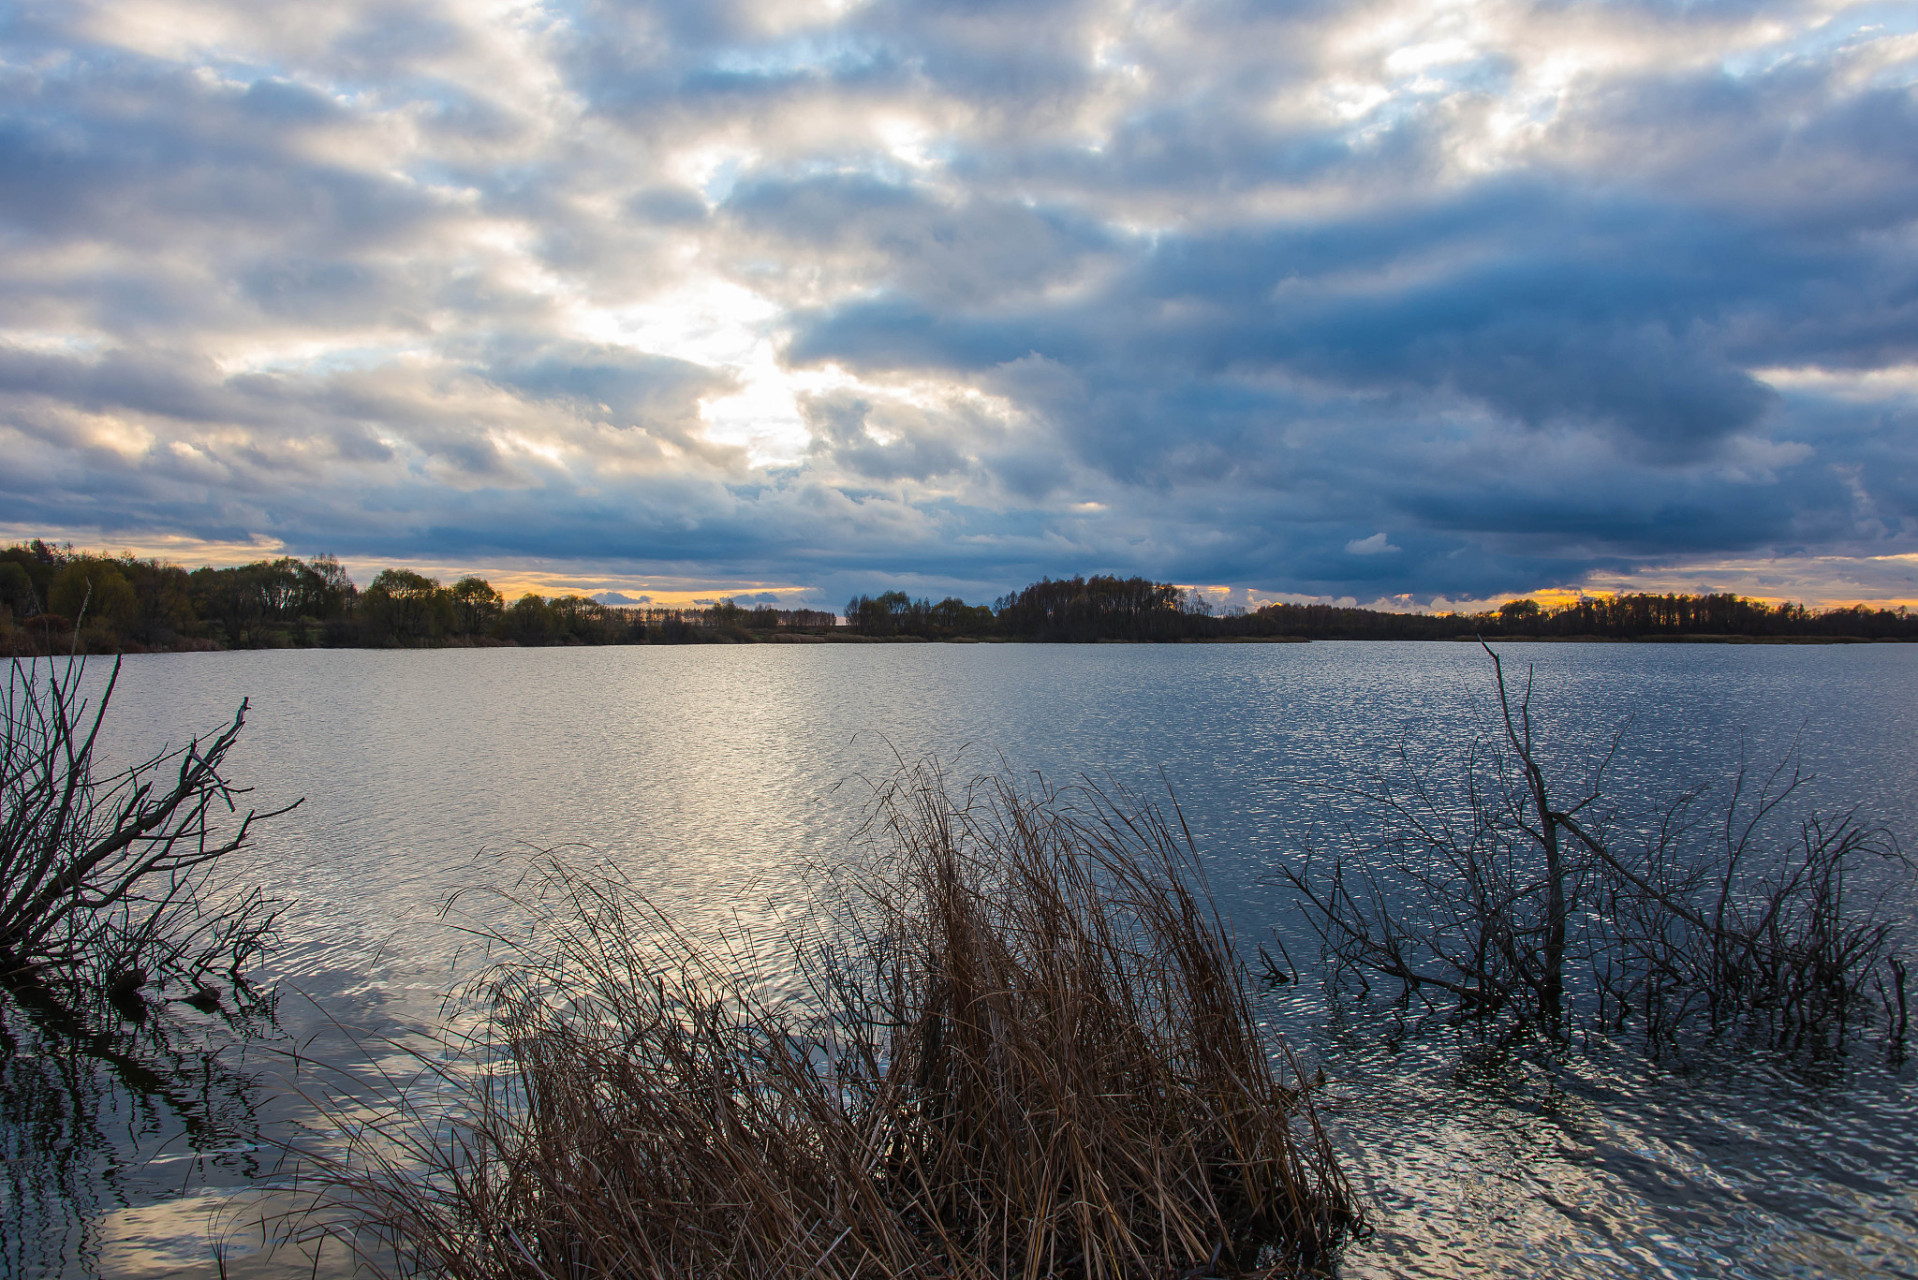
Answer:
[{"xmin": 305, "ymin": 766, "xmax": 1358, "ymax": 1279}]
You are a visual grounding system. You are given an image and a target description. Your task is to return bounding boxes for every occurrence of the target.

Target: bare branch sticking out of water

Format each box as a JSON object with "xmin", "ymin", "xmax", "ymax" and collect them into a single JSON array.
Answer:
[
  {"xmin": 1277, "ymin": 647, "xmax": 1912, "ymax": 1053},
  {"xmin": 0, "ymin": 654, "xmax": 294, "ymax": 1010}
]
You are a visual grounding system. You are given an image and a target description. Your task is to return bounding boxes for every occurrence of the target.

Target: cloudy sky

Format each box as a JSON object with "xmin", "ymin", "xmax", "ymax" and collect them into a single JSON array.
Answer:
[{"xmin": 2, "ymin": 0, "xmax": 1915, "ymax": 608}]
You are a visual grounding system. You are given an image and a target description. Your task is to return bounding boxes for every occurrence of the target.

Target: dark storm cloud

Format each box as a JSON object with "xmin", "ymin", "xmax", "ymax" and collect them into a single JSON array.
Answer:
[
  {"xmin": 800, "ymin": 389, "xmax": 967, "ymax": 482},
  {"xmin": 0, "ymin": 59, "xmax": 437, "ymax": 252},
  {"xmin": 792, "ymin": 181, "xmax": 1806, "ymax": 459},
  {"xmin": 726, "ymin": 173, "xmax": 1117, "ymax": 306},
  {"xmin": 1, "ymin": 0, "xmax": 1915, "ymax": 602}
]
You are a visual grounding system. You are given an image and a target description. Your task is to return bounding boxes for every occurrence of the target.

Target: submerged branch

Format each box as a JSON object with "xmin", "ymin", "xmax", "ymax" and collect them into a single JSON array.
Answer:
[{"xmin": 1278, "ymin": 649, "xmax": 1911, "ymax": 1052}]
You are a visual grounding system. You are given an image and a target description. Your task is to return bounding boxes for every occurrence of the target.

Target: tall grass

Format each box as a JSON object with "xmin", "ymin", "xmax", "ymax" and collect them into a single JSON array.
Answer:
[{"xmin": 304, "ymin": 766, "xmax": 1357, "ymax": 1278}]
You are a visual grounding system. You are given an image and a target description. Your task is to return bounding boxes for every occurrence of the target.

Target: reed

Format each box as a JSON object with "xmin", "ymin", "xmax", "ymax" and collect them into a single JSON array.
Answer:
[{"xmin": 302, "ymin": 765, "xmax": 1357, "ymax": 1278}]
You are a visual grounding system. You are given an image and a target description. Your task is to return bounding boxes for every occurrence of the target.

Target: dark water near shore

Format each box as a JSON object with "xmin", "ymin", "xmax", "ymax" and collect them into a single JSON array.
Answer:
[{"xmin": 4, "ymin": 642, "xmax": 1916, "ymax": 1277}]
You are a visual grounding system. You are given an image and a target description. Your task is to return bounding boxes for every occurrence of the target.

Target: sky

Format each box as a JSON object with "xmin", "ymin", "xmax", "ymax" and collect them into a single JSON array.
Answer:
[{"xmin": 2, "ymin": 0, "xmax": 1916, "ymax": 610}]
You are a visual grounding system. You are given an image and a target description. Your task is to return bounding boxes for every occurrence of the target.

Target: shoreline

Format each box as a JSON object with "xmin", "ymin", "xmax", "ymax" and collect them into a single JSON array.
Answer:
[{"xmin": 10, "ymin": 631, "xmax": 1912, "ymax": 657}]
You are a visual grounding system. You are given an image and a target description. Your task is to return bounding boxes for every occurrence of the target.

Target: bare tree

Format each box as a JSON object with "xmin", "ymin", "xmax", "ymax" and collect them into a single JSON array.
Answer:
[
  {"xmin": 1277, "ymin": 644, "xmax": 1910, "ymax": 1051},
  {"xmin": 1, "ymin": 654, "xmax": 295, "ymax": 1005}
]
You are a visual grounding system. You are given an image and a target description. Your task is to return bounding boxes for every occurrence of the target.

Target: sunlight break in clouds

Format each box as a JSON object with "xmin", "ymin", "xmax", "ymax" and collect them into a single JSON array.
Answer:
[{"xmin": 1, "ymin": 0, "xmax": 1914, "ymax": 606}]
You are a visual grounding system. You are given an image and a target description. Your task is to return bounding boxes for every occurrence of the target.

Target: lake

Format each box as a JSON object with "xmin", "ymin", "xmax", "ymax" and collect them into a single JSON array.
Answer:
[{"xmin": 5, "ymin": 641, "xmax": 1916, "ymax": 1278}]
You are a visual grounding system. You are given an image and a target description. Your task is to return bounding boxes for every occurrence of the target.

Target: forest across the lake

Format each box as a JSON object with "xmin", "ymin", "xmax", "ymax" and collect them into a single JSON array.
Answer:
[{"xmin": 4, "ymin": 537, "xmax": 1914, "ymax": 654}]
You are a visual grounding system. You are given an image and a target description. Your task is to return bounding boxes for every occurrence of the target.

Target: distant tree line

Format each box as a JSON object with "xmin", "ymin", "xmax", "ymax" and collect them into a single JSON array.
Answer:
[
  {"xmin": 0, "ymin": 541, "xmax": 837, "ymax": 653},
  {"xmin": 845, "ymin": 575, "xmax": 1918, "ymax": 642},
  {"xmin": 842, "ymin": 591, "xmax": 998, "ymax": 638},
  {"xmin": 4, "ymin": 541, "xmax": 1912, "ymax": 653}
]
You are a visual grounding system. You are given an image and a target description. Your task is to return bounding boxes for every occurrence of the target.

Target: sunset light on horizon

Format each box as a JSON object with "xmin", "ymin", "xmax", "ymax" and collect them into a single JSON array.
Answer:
[{"xmin": 4, "ymin": 0, "xmax": 1916, "ymax": 609}]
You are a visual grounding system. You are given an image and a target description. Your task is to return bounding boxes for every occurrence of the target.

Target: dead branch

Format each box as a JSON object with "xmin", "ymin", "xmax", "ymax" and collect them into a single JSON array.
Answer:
[{"xmin": 0, "ymin": 654, "xmax": 294, "ymax": 1003}]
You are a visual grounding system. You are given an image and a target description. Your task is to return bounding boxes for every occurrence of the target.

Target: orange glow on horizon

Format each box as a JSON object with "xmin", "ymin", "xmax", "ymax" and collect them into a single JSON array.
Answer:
[
  {"xmin": 0, "ymin": 525, "xmax": 822, "ymax": 611},
  {"xmin": 7, "ymin": 525, "xmax": 1914, "ymax": 614}
]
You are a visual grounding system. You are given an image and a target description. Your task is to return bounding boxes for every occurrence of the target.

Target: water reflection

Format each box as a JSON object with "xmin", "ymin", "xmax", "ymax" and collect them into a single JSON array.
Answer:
[
  {"xmin": 0, "ymin": 987, "xmax": 284, "ymax": 1277},
  {"xmin": 5, "ymin": 642, "xmax": 1915, "ymax": 1277},
  {"xmin": 1310, "ymin": 1001, "xmax": 1918, "ymax": 1279}
]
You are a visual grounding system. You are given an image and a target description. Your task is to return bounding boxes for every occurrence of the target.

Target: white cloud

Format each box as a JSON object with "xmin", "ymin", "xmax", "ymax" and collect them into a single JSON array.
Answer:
[
  {"xmin": 1345, "ymin": 532, "xmax": 1402, "ymax": 556},
  {"xmin": 0, "ymin": 0, "xmax": 1914, "ymax": 603}
]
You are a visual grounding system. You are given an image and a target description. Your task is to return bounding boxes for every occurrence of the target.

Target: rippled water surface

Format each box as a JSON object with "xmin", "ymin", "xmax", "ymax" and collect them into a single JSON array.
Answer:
[{"xmin": 5, "ymin": 642, "xmax": 1915, "ymax": 1277}]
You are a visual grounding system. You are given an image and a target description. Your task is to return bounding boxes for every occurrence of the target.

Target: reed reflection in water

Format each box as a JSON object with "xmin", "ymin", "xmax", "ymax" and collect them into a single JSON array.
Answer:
[{"xmin": 6, "ymin": 641, "xmax": 1915, "ymax": 1278}]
